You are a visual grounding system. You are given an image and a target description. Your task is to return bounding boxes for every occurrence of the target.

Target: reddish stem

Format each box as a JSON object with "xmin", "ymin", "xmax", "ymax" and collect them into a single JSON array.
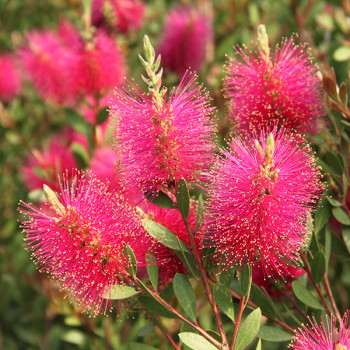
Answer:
[
  {"xmin": 183, "ymin": 218, "xmax": 229, "ymax": 349},
  {"xmin": 323, "ymin": 273, "xmax": 342, "ymax": 322},
  {"xmin": 300, "ymin": 251, "xmax": 332, "ymax": 318},
  {"xmin": 230, "ymin": 296, "xmax": 246, "ymax": 350}
]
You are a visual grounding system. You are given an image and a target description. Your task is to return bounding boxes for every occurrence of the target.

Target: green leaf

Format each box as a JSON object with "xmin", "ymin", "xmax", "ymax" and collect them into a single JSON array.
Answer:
[
  {"xmin": 129, "ymin": 342, "xmax": 158, "ymax": 350},
  {"xmin": 176, "ymin": 178, "xmax": 190, "ymax": 220},
  {"xmin": 331, "ymin": 231, "xmax": 349, "ymax": 257},
  {"xmin": 33, "ymin": 167, "xmax": 46, "ymax": 179},
  {"xmin": 137, "ymin": 323, "xmax": 154, "ymax": 337},
  {"xmin": 343, "ymin": 173, "xmax": 348, "ymax": 194},
  {"xmin": 65, "ymin": 108, "xmax": 93, "ymax": 137},
  {"xmin": 103, "ymin": 285, "xmax": 139, "ymax": 300},
  {"xmin": 332, "ymin": 207, "xmax": 350, "ymax": 225},
  {"xmin": 314, "ymin": 198, "xmax": 332, "ymax": 233},
  {"xmin": 256, "ymin": 338, "xmax": 262, "ymax": 350},
  {"xmin": 326, "ymin": 197, "xmax": 342, "ymax": 207},
  {"xmin": 71, "ymin": 142, "xmax": 90, "ymax": 169},
  {"xmin": 250, "ymin": 284, "xmax": 277, "ymax": 319},
  {"xmin": 174, "ymin": 240, "xmax": 199, "ymax": 278},
  {"xmin": 142, "ymin": 219, "xmax": 188, "ymax": 251},
  {"xmin": 146, "ymin": 190, "xmax": 175, "ymax": 209},
  {"xmin": 123, "ymin": 244, "xmax": 137, "ymax": 277},
  {"xmin": 333, "ymin": 46, "xmax": 350, "ymax": 62},
  {"xmin": 138, "ymin": 296, "xmax": 176, "ymax": 318},
  {"xmin": 235, "ymin": 308, "xmax": 262, "ymax": 350},
  {"xmin": 96, "ymin": 107, "xmax": 109, "ymax": 125},
  {"xmin": 325, "ymin": 151, "xmax": 344, "ymax": 175},
  {"xmin": 213, "ymin": 283, "xmax": 234, "ymax": 320},
  {"xmin": 257, "ymin": 325, "xmax": 293, "ymax": 342},
  {"xmin": 240, "ymin": 264, "xmax": 252, "ymax": 299},
  {"xmin": 219, "ymin": 266, "xmax": 236, "ymax": 288},
  {"xmin": 311, "ymin": 251, "xmax": 326, "ymax": 284},
  {"xmin": 173, "ymin": 274, "xmax": 197, "ymax": 322},
  {"xmin": 342, "ymin": 225, "xmax": 350, "ymax": 254},
  {"xmin": 178, "ymin": 333, "xmax": 218, "ymax": 350},
  {"xmin": 196, "ymin": 194, "xmax": 204, "ymax": 233},
  {"xmin": 292, "ymin": 280, "xmax": 323, "ymax": 309},
  {"xmin": 146, "ymin": 253, "xmax": 158, "ymax": 290}
]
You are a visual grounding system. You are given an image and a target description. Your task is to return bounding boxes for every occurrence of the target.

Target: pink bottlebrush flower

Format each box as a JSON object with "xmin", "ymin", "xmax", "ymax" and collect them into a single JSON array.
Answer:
[
  {"xmin": 110, "ymin": 72, "xmax": 216, "ymax": 195},
  {"xmin": 92, "ymin": 0, "xmax": 145, "ymax": 33},
  {"xmin": 18, "ymin": 172, "xmax": 151, "ymax": 315},
  {"xmin": 157, "ymin": 5, "xmax": 212, "ymax": 76},
  {"xmin": 224, "ymin": 36, "xmax": 324, "ymax": 133},
  {"xmin": 21, "ymin": 129, "xmax": 87, "ymax": 192},
  {"xmin": 19, "ymin": 27, "xmax": 80, "ymax": 104},
  {"xmin": 76, "ymin": 29, "xmax": 126, "ymax": 96},
  {"xmin": 204, "ymin": 127, "xmax": 324, "ymax": 279},
  {"xmin": 0, "ymin": 53, "xmax": 21, "ymax": 102},
  {"xmin": 89, "ymin": 146, "xmax": 125, "ymax": 193},
  {"xmin": 289, "ymin": 311, "xmax": 350, "ymax": 349}
]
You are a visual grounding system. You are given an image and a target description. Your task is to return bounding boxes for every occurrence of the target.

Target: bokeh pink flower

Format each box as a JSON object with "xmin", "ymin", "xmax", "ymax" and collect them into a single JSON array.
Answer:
[
  {"xmin": 92, "ymin": 0, "xmax": 145, "ymax": 33},
  {"xmin": 0, "ymin": 53, "xmax": 21, "ymax": 102},
  {"xmin": 157, "ymin": 5, "xmax": 212, "ymax": 76}
]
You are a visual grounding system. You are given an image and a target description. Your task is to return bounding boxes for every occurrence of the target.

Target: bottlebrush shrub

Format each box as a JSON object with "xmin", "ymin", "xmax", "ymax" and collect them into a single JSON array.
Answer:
[
  {"xmin": 157, "ymin": 5, "xmax": 212, "ymax": 76},
  {"xmin": 21, "ymin": 129, "xmax": 87, "ymax": 192},
  {"xmin": 204, "ymin": 126, "xmax": 324, "ymax": 279},
  {"xmin": 92, "ymin": 0, "xmax": 145, "ymax": 33},
  {"xmin": 19, "ymin": 21, "xmax": 126, "ymax": 104},
  {"xmin": 0, "ymin": 53, "xmax": 21, "ymax": 102},
  {"xmin": 289, "ymin": 311, "xmax": 350, "ymax": 349},
  {"xmin": 224, "ymin": 33, "xmax": 324, "ymax": 133},
  {"xmin": 18, "ymin": 172, "xmax": 151, "ymax": 315},
  {"xmin": 110, "ymin": 72, "xmax": 216, "ymax": 196}
]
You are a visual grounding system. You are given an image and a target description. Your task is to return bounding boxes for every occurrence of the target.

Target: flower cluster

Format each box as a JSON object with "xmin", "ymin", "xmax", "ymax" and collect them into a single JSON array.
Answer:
[
  {"xmin": 19, "ymin": 172, "xmax": 151, "ymax": 315},
  {"xmin": 205, "ymin": 127, "xmax": 323, "ymax": 278},
  {"xmin": 289, "ymin": 312, "xmax": 350, "ymax": 350},
  {"xmin": 157, "ymin": 5, "xmax": 212, "ymax": 76},
  {"xmin": 111, "ymin": 71, "xmax": 216, "ymax": 196},
  {"xmin": 19, "ymin": 21, "xmax": 125, "ymax": 104},
  {"xmin": 224, "ymin": 34, "xmax": 324, "ymax": 133}
]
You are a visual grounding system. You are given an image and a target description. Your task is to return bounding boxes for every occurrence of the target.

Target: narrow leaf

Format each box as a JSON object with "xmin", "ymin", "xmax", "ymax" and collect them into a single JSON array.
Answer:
[
  {"xmin": 123, "ymin": 244, "xmax": 137, "ymax": 277},
  {"xmin": 96, "ymin": 107, "xmax": 109, "ymax": 124},
  {"xmin": 173, "ymin": 274, "xmax": 197, "ymax": 322},
  {"xmin": 219, "ymin": 266, "xmax": 236, "ymax": 288},
  {"xmin": 146, "ymin": 190, "xmax": 175, "ymax": 209},
  {"xmin": 311, "ymin": 251, "xmax": 326, "ymax": 284},
  {"xmin": 176, "ymin": 178, "xmax": 190, "ymax": 220},
  {"xmin": 240, "ymin": 264, "xmax": 252, "ymax": 299},
  {"xmin": 326, "ymin": 197, "xmax": 342, "ymax": 207},
  {"xmin": 178, "ymin": 333, "xmax": 218, "ymax": 350},
  {"xmin": 342, "ymin": 225, "xmax": 350, "ymax": 254},
  {"xmin": 142, "ymin": 219, "xmax": 188, "ymax": 251},
  {"xmin": 250, "ymin": 284, "xmax": 277, "ymax": 319},
  {"xmin": 138, "ymin": 296, "xmax": 176, "ymax": 319},
  {"xmin": 213, "ymin": 283, "xmax": 235, "ymax": 320},
  {"xmin": 332, "ymin": 207, "xmax": 350, "ymax": 225},
  {"xmin": 71, "ymin": 142, "xmax": 89, "ymax": 169},
  {"xmin": 314, "ymin": 198, "xmax": 331, "ymax": 233},
  {"xmin": 235, "ymin": 308, "xmax": 262, "ymax": 350},
  {"xmin": 146, "ymin": 253, "xmax": 158, "ymax": 290},
  {"xmin": 103, "ymin": 285, "xmax": 139, "ymax": 300},
  {"xmin": 256, "ymin": 339, "xmax": 262, "ymax": 350},
  {"xmin": 257, "ymin": 325, "xmax": 293, "ymax": 342},
  {"xmin": 292, "ymin": 280, "xmax": 323, "ymax": 309},
  {"xmin": 196, "ymin": 194, "xmax": 204, "ymax": 233}
]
